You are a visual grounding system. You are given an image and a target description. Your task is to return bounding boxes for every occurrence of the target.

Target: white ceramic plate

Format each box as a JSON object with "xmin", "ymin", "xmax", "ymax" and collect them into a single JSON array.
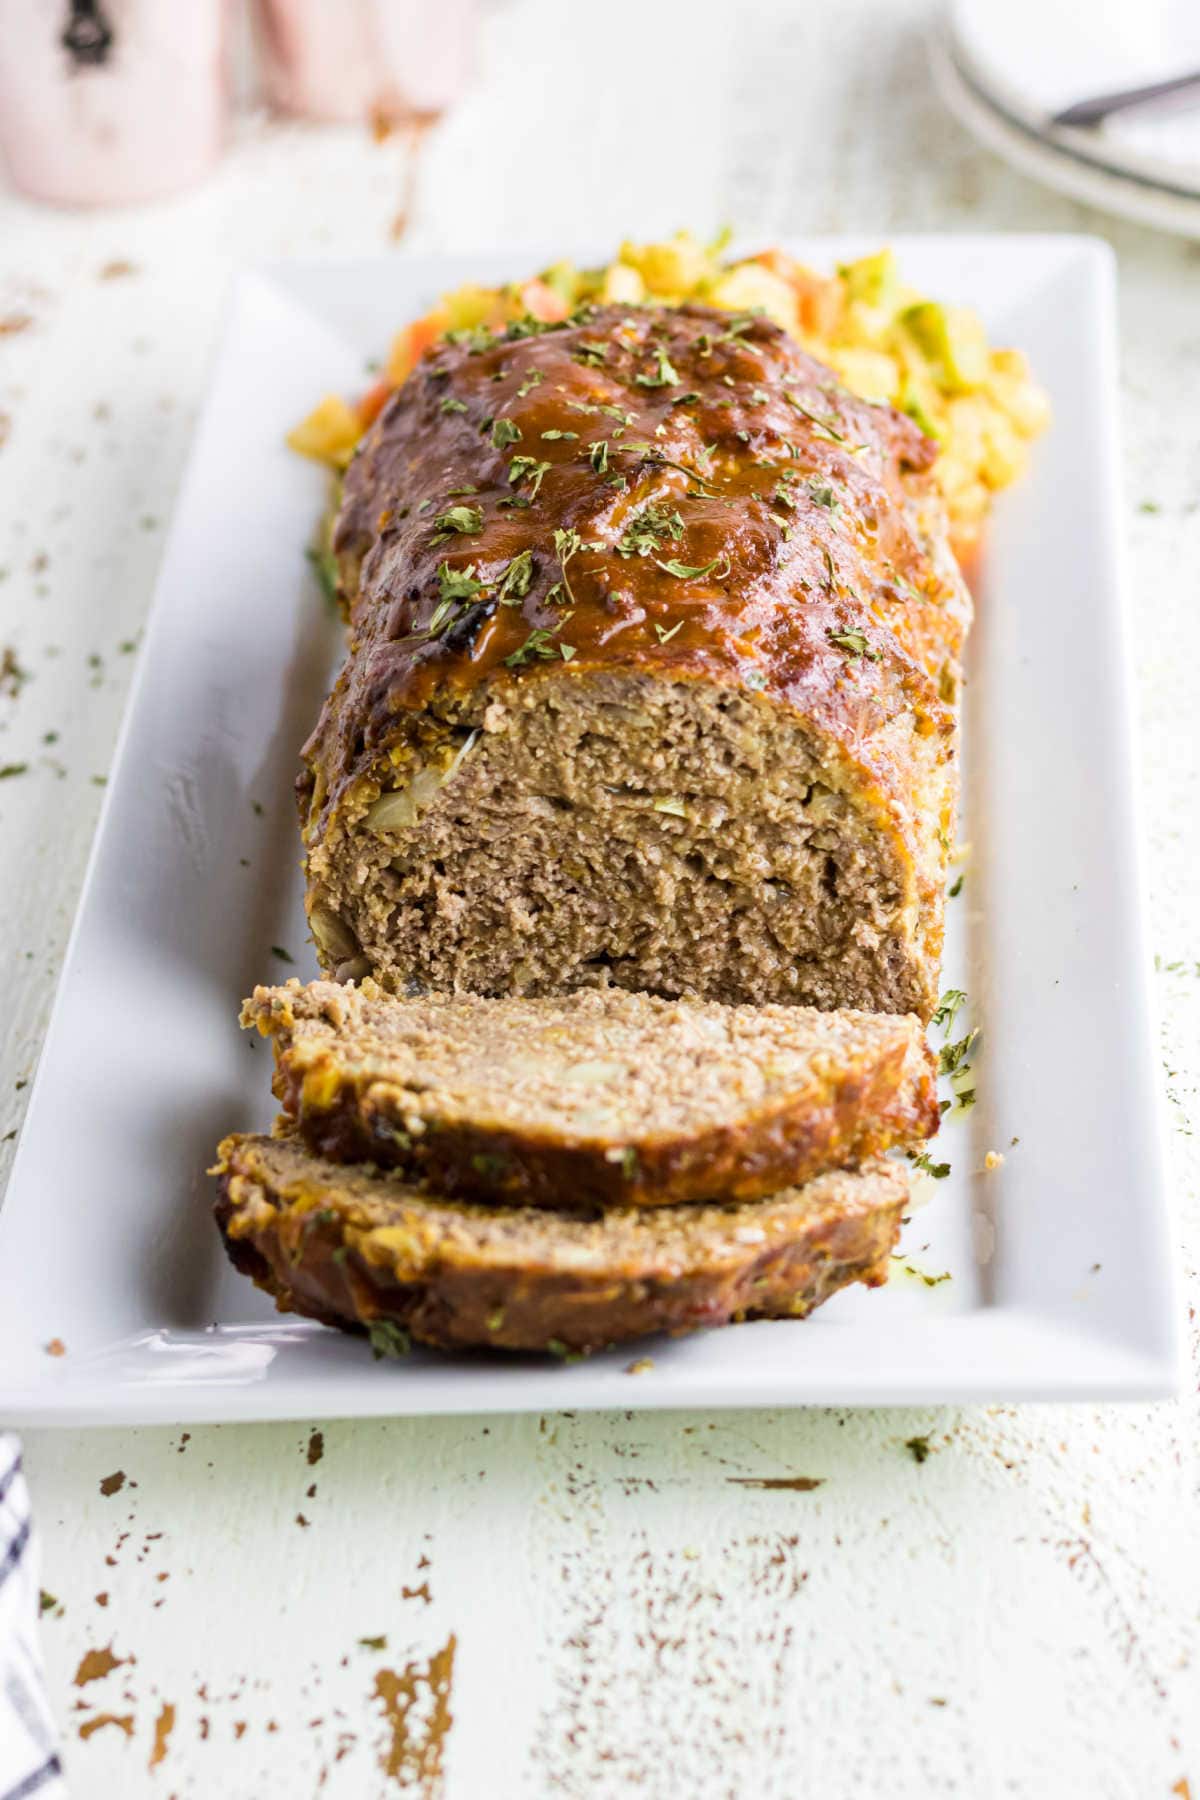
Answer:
[
  {"xmin": 0, "ymin": 239, "xmax": 1179, "ymax": 1426},
  {"xmin": 930, "ymin": 26, "xmax": 1200, "ymax": 240}
]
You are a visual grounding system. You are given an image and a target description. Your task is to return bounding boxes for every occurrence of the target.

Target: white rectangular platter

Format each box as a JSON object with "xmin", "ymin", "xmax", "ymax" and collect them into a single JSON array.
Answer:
[{"xmin": 0, "ymin": 237, "xmax": 1180, "ymax": 1424}]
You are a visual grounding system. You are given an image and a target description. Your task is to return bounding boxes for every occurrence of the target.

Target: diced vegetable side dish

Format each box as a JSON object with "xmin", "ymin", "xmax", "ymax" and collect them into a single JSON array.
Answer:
[{"xmin": 288, "ymin": 232, "xmax": 1049, "ymax": 549}]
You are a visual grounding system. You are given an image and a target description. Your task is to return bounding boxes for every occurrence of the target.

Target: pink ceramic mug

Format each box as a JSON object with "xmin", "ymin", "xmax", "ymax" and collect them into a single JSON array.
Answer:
[
  {"xmin": 0, "ymin": 0, "xmax": 231, "ymax": 208},
  {"xmin": 253, "ymin": 0, "xmax": 477, "ymax": 125}
]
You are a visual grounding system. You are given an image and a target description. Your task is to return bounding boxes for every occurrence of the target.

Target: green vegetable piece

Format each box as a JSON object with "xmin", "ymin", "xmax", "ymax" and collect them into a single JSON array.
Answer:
[{"xmin": 901, "ymin": 301, "xmax": 989, "ymax": 394}]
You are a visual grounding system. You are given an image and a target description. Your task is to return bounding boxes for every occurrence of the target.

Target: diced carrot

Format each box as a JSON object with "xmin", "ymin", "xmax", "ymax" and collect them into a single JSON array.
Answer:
[
  {"xmin": 385, "ymin": 310, "xmax": 448, "ymax": 384},
  {"xmin": 518, "ymin": 278, "xmax": 570, "ymax": 323},
  {"xmin": 753, "ymin": 250, "xmax": 842, "ymax": 337},
  {"xmin": 357, "ymin": 379, "xmax": 394, "ymax": 428}
]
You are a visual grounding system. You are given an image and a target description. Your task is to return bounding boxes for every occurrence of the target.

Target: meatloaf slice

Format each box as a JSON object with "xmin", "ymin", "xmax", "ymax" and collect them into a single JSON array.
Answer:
[
  {"xmin": 243, "ymin": 979, "xmax": 937, "ymax": 1208},
  {"xmin": 300, "ymin": 302, "xmax": 969, "ymax": 1019},
  {"xmin": 213, "ymin": 1132, "xmax": 908, "ymax": 1354}
]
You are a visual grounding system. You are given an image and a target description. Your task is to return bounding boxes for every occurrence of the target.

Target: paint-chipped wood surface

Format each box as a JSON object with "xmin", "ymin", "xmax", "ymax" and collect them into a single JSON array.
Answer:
[{"xmin": 2, "ymin": 1, "xmax": 1199, "ymax": 1793}]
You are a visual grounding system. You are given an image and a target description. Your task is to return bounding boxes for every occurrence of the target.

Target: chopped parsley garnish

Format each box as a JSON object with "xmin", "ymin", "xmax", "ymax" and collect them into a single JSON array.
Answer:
[
  {"xmin": 948, "ymin": 873, "xmax": 964, "ymax": 898},
  {"xmin": 807, "ymin": 482, "xmax": 841, "ymax": 513},
  {"xmin": 516, "ymin": 370, "xmax": 544, "ymax": 398},
  {"xmin": 909, "ymin": 1152, "xmax": 951, "ymax": 1180},
  {"xmin": 827, "ymin": 627, "xmax": 879, "ymax": 661},
  {"xmin": 932, "ymin": 988, "xmax": 967, "ymax": 1032},
  {"xmin": 496, "ymin": 547, "xmax": 534, "ymax": 603},
  {"xmin": 655, "ymin": 620, "xmax": 684, "ymax": 643},
  {"xmin": 490, "ymin": 417, "xmax": 522, "ymax": 449},
  {"xmin": 0, "ymin": 762, "xmax": 28, "ymax": 779},
  {"xmin": 504, "ymin": 615, "xmax": 576, "ymax": 667},
  {"xmin": 634, "ymin": 349, "xmax": 680, "ymax": 389},
  {"xmin": 540, "ymin": 429, "xmax": 578, "ymax": 440},
  {"xmin": 573, "ymin": 340, "xmax": 610, "ymax": 367},
  {"xmin": 508, "ymin": 456, "xmax": 552, "ymax": 499},
  {"xmin": 939, "ymin": 1029, "xmax": 979, "ymax": 1076},
  {"xmin": 367, "ymin": 1320, "xmax": 412, "ymax": 1359},
  {"xmin": 439, "ymin": 396, "xmax": 468, "ymax": 415},
  {"xmin": 655, "ymin": 553, "xmax": 731, "ymax": 581},
  {"xmin": 445, "ymin": 324, "xmax": 494, "ymax": 352},
  {"xmin": 437, "ymin": 561, "xmax": 486, "ymax": 602},
  {"xmin": 616, "ymin": 503, "xmax": 685, "ymax": 559},
  {"xmin": 430, "ymin": 504, "xmax": 483, "ymax": 544},
  {"xmin": 589, "ymin": 439, "xmax": 609, "ymax": 474},
  {"xmin": 618, "ymin": 443, "xmax": 717, "ymax": 496},
  {"xmin": 552, "ymin": 527, "xmax": 583, "ymax": 605},
  {"xmin": 785, "ymin": 392, "xmax": 847, "ymax": 443},
  {"xmin": 270, "ymin": 945, "xmax": 294, "ymax": 963}
]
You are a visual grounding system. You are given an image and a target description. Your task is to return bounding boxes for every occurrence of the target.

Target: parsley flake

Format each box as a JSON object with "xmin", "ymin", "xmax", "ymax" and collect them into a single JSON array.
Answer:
[
  {"xmin": 827, "ymin": 627, "xmax": 878, "ymax": 661},
  {"xmin": 931, "ymin": 988, "xmax": 967, "ymax": 1032},
  {"xmin": 508, "ymin": 456, "xmax": 552, "ymax": 499},
  {"xmin": 616, "ymin": 503, "xmax": 685, "ymax": 559},
  {"xmin": 655, "ymin": 553, "xmax": 731, "ymax": 581},
  {"xmin": 634, "ymin": 350, "xmax": 680, "ymax": 389},
  {"xmin": 368, "ymin": 1320, "xmax": 412, "ymax": 1360},
  {"xmin": 437, "ymin": 561, "xmax": 486, "ymax": 602},
  {"xmin": 430, "ymin": 504, "xmax": 482, "ymax": 544},
  {"xmin": 496, "ymin": 548, "xmax": 534, "ymax": 603},
  {"xmin": 490, "ymin": 417, "xmax": 522, "ymax": 449}
]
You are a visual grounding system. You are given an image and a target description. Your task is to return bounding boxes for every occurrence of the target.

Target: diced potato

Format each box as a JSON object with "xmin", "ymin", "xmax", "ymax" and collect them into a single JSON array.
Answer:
[
  {"xmin": 987, "ymin": 350, "xmax": 1052, "ymax": 439},
  {"xmin": 708, "ymin": 262, "xmax": 799, "ymax": 334},
  {"xmin": 837, "ymin": 248, "xmax": 899, "ymax": 312},
  {"xmin": 602, "ymin": 261, "xmax": 646, "ymax": 305},
  {"xmin": 286, "ymin": 395, "xmax": 363, "ymax": 465},
  {"xmin": 828, "ymin": 347, "xmax": 901, "ymax": 405},
  {"xmin": 620, "ymin": 232, "xmax": 712, "ymax": 297},
  {"xmin": 441, "ymin": 284, "xmax": 502, "ymax": 331},
  {"xmin": 901, "ymin": 301, "xmax": 989, "ymax": 393},
  {"xmin": 898, "ymin": 370, "xmax": 947, "ymax": 443}
]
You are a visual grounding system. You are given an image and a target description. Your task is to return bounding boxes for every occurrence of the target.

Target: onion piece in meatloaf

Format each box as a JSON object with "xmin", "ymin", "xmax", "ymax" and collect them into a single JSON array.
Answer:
[
  {"xmin": 299, "ymin": 301, "xmax": 969, "ymax": 1018},
  {"xmin": 242, "ymin": 979, "xmax": 937, "ymax": 1209},
  {"xmin": 213, "ymin": 1132, "xmax": 909, "ymax": 1355}
]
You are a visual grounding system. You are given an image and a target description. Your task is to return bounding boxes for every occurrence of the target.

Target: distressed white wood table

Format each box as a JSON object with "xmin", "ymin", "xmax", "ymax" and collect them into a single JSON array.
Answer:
[{"xmin": 2, "ymin": 2, "xmax": 1198, "ymax": 1794}]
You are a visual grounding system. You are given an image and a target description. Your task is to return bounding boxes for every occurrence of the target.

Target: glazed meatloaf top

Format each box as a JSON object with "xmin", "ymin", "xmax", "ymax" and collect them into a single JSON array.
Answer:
[
  {"xmin": 242, "ymin": 978, "xmax": 937, "ymax": 1208},
  {"xmin": 214, "ymin": 1132, "xmax": 909, "ymax": 1354},
  {"xmin": 300, "ymin": 300, "xmax": 969, "ymax": 864}
]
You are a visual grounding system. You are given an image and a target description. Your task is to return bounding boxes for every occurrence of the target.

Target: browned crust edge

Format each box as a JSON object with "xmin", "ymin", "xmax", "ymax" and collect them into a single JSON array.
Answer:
[
  {"xmin": 213, "ymin": 1143, "xmax": 907, "ymax": 1355},
  {"xmin": 268, "ymin": 1029, "xmax": 937, "ymax": 1209}
]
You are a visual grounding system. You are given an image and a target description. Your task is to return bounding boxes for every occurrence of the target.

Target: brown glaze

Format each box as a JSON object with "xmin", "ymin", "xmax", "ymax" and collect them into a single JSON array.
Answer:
[{"xmin": 300, "ymin": 302, "xmax": 969, "ymax": 853}]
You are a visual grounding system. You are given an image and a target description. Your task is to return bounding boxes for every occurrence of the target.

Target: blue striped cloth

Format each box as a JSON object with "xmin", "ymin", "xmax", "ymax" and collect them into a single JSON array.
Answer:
[{"xmin": 0, "ymin": 1437, "xmax": 64, "ymax": 1800}]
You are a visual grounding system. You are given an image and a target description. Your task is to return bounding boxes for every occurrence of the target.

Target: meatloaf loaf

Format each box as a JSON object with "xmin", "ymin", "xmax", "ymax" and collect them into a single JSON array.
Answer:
[
  {"xmin": 243, "ymin": 978, "xmax": 937, "ymax": 1208},
  {"xmin": 214, "ymin": 1132, "xmax": 908, "ymax": 1354},
  {"xmin": 300, "ymin": 301, "xmax": 969, "ymax": 1018}
]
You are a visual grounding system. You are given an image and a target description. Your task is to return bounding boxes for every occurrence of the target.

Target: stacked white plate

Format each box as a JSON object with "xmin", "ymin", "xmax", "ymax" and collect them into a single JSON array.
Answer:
[{"xmin": 932, "ymin": 0, "xmax": 1200, "ymax": 236}]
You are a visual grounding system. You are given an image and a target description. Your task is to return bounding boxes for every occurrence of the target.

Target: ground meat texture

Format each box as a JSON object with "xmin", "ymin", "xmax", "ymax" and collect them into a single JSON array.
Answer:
[
  {"xmin": 213, "ymin": 1133, "xmax": 909, "ymax": 1355},
  {"xmin": 299, "ymin": 302, "xmax": 969, "ymax": 1018},
  {"xmin": 243, "ymin": 979, "xmax": 937, "ymax": 1208}
]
